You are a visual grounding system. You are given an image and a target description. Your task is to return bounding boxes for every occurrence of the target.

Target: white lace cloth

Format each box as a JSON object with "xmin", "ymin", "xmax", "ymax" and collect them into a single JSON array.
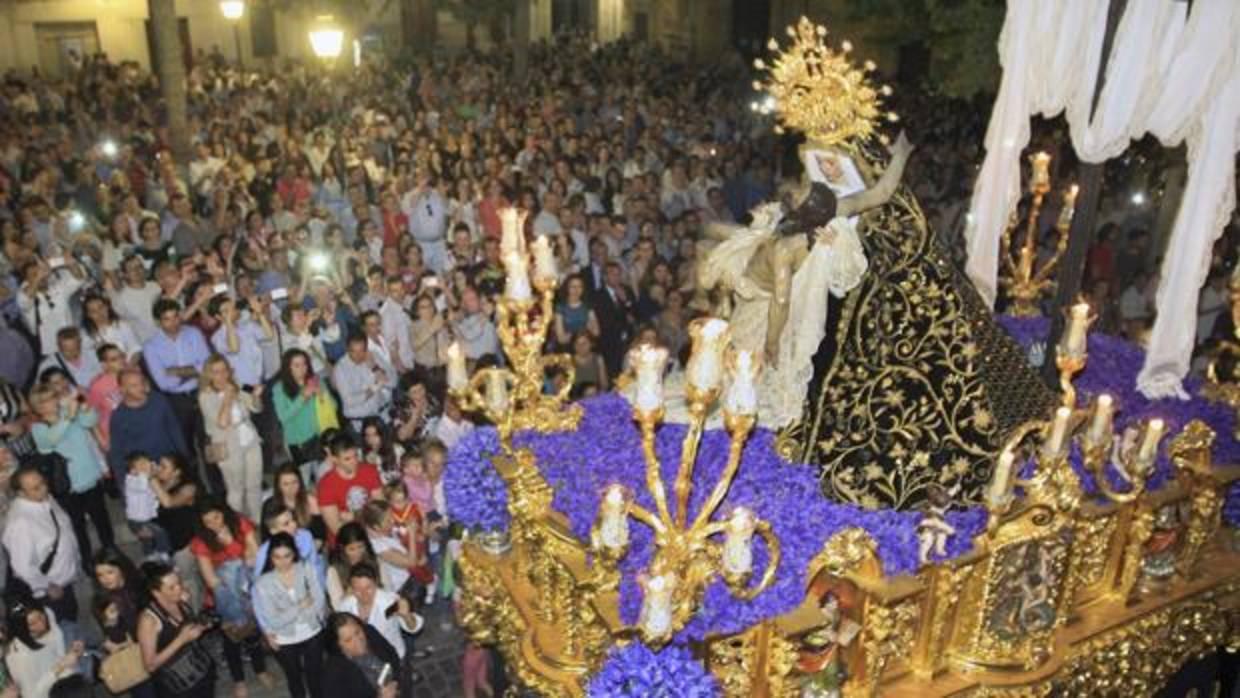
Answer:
[
  {"xmin": 964, "ymin": 0, "xmax": 1240, "ymax": 400},
  {"xmin": 690, "ymin": 210, "xmax": 867, "ymax": 429}
]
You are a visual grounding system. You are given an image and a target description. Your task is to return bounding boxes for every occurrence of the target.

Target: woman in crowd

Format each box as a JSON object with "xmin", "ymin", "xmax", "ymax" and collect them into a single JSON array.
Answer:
[
  {"xmin": 570, "ymin": 332, "xmax": 609, "ymax": 393},
  {"xmin": 136, "ymin": 562, "xmax": 215, "ymax": 698},
  {"xmin": 410, "ymin": 292, "xmax": 450, "ymax": 372},
  {"xmin": 199, "ymin": 354, "xmax": 264, "ymax": 521},
  {"xmin": 554, "ymin": 275, "xmax": 600, "ymax": 347},
  {"xmin": 325, "ymin": 522, "xmax": 380, "ymax": 607},
  {"xmin": 149, "ymin": 454, "xmax": 204, "ymax": 608},
  {"xmin": 28, "ymin": 383, "xmax": 115, "ymax": 564},
  {"xmin": 334, "ymin": 562, "xmax": 422, "ymax": 665},
  {"xmin": 188, "ymin": 497, "xmax": 272, "ymax": 695},
  {"xmin": 134, "ymin": 217, "xmax": 173, "ymax": 270},
  {"xmin": 320, "ymin": 612, "xmax": 403, "ymax": 698},
  {"xmin": 391, "ymin": 371, "xmax": 438, "ymax": 446},
  {"xmin": 81, "ymin": 293, "xmax": 142, "ymax": 361},
  {"xmin": 5, "ymin": 598, "xmax": 86, "ymax": 698},
  {"xmin": 253, "ymin": 532, "xmax": 328, "ymax": 698},
  {"xmin": 272, "ymin": 462, "xmax": 324, "ymax": 532},
  {"xmin": 361, "ymin": 417, "xmax": 403, "ymax": 481},
  {"xmin": 274, "ymin": 349, "xmax": 336, "ymax": 485},
  {"xmin": 92, "ymin": 547, "xmax": 158, "ymax": 698}
]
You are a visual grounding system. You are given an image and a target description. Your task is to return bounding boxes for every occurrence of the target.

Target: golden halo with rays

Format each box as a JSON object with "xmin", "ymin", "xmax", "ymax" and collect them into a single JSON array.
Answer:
[{"xmin": 751, "ymin": 16, "xmax": 898, "ymax": 147}]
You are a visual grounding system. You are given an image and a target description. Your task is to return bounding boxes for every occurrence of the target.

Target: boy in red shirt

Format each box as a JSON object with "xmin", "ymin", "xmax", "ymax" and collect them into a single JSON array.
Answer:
[{"xmin": 316, "ymin": 431, "xmax": 385, "ymax": 538}]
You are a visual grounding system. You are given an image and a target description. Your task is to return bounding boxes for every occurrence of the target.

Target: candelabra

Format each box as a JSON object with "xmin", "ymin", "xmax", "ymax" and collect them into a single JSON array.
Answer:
[
  {"xmin": 986, "ymin": 301, "xmax": 1165, "ymax": 513},
  {"xmin": 590, "ymin": 319, "xmax": 782, "ymax": 646},
  {"xmin": 446, "ymin": 207, "xmax": 581, "ymax": 443},
  {"xmin": 999, "ymin": 151, "xmax": 1079, "ymax": 316}
]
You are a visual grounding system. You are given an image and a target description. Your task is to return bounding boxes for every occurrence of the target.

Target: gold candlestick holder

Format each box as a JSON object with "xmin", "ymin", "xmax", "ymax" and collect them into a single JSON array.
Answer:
[
  {"xmin": 590, "ymin": 323, "xmax": 782, "ymax": 646},
  {"xmin": 999, "ymin": 153, "xmax": 1076, "ymax": 316},
  {"xmin": 450, "ymin": 275, "xmax": 581, "ymax": 445}
]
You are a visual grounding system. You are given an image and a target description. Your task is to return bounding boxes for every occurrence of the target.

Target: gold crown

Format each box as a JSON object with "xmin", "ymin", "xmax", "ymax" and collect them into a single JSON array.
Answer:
[{"xmin": 751, "ymin": 16, "xmax": 897, "ymax": 147}]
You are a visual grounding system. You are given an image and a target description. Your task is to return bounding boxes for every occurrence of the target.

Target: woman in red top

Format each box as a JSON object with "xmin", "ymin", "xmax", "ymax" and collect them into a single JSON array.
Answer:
[
  {"xmin": 189, "ymin": 497, "xmax": 273, "ymax": 697},
  {"xmin": 380, "ymin": 190, "xmax": 408, "ymax": 248}
]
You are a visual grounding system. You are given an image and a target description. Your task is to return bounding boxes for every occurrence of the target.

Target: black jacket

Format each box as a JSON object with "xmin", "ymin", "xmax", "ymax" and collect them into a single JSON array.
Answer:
[{"xmin": 321, "ymin": 623, "xmax": 409, "ymax": 698}]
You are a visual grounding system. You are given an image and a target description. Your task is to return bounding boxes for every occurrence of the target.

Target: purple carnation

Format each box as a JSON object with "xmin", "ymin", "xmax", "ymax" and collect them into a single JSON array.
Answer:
[
  {"xmin": 444, "ymin": 427, "xmax": 510, "ymax": 532},
  {"xmin": 444, "ymin": 392, "xmax": 982, "ymax": 641},
  {"xmin": 587, "ymin": 643, "xmax": 719, "ymax": 698}
]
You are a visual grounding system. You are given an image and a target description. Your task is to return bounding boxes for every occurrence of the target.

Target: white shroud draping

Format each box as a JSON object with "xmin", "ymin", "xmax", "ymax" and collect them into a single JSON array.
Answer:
[{"xmin": 964, "ymin": 0, "xmax": 1240, "ymax": 399}]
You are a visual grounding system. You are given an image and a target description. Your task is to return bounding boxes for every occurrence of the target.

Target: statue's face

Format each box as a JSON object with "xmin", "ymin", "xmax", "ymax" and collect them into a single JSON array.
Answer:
[{"xmin": 816, "ymin": 152, "xmax": 845, "ymax": 184}]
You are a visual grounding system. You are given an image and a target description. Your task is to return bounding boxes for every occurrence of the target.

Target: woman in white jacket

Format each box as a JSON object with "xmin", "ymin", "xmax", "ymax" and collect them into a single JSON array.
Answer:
[{"xmin": 5, "ymin": 599, "xmax": 85, "ymax": 698}]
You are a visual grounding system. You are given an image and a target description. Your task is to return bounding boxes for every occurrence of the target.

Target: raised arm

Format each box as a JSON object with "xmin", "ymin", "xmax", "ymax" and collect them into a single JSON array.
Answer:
[{"xmin": 836, "ymin": 132, "xmax": 913, "ymax": 218}]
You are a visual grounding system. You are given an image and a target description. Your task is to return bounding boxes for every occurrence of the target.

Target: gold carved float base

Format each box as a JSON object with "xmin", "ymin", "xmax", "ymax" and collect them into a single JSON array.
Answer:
[{"xmin": 881, "ymin": 554, "xmax": 1240, "ymax": 697}]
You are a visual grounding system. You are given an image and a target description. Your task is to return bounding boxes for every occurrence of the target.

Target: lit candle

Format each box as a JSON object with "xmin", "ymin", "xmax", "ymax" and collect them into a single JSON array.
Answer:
[
  {"xmin": 1044, "ymin": 406, "xmax": 1072, "ymax": 458},
  {"xmin": 1088, "ymin": 394, "xmax": 1114, "ymax": 446},
  {"xmin": 986, "ymin": 449, "xmax": 1016, "ymax": 508},
  {"xmin": 629, "ymin": 344, "xmax": 669, "ymax": 414},
  {"xmin": 1063, "ymin": 302, "xmax": 1090, "ymax": 357},
  {"xmin": 599, "ymin": 485, "xmax": 629, "ymax": 551},
  {"xmin": 639, "ymin": 572, "xmax": 678, "ymax": 641},
  {"xmin": 722, "ymin": 508, "xmax": 755, "ymax": 577},
  {"xmin": 685, "ymin": 318, "xmax": 729, "ymax": 394},
  {"xmin": 531, "ymin": 235, "xmax": 557, "ymax": 283},
  {"xmin": 446, "ymin": 342, "xmax": 468, "ymax": 392},
  {"xmin": 1137, "ymin": 418, "xmax": 1165, "ymax": 464},
  {"xmin": 503, "ymin": 251, "xmax": 532, "ymax": 302},
  {"xmin": 723, "ymin": 350, "xmax": 760, "ymax": 417},
  {"xmin": 499, "ymin": 207, "xmax": 524, "ymax": 257},
  {"xmin": 485, "ymin": 371, "xmax": 509, "ymax": 414},
  {"xmin": 1031, "ymin": 151, "xmax": 1051, "ymax": 190},
  {"xmin": 1057, "ymin": 184, "xmax": 1079, "ymax": 228}
]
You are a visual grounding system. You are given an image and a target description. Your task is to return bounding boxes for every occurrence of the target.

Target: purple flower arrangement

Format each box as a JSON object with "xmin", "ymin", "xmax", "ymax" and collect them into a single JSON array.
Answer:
[
  {"xmin": 446, "ymin": 392, "xmax": 987, "ymax": 642},
  {"xmin": 998, "ymin": 315, "xmax": 1240, "ymax": 523},
  {"xmin": 586, "ymin": 643, "xmax": 720, "ymax": 698}
]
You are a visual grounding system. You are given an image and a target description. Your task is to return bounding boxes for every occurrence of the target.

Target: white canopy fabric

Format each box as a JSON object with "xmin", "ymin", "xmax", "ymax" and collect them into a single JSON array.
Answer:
[{"xmin": 964, "ymin": 0, "xmax": 1240, "ymax": 399}]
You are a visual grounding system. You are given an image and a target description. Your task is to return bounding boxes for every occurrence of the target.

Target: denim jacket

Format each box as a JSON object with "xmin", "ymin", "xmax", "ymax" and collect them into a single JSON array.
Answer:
[{"xmin": 253, "ymin": 562, "xmax": 327, "ymax": 641}]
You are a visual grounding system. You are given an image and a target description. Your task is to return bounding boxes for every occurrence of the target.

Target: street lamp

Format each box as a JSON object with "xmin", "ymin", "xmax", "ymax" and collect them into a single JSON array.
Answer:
[
  {"xmin": 308, "ymin": 15, "xmax": 344, "ymax": 62},
  {"xmin": 219, "ymin": 1, "xmax": 245, "ymax": 67}
]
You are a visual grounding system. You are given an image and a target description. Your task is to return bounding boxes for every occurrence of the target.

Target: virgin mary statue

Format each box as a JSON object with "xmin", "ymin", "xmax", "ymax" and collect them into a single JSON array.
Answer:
[{"xmin": 706, "ymin": 18, "xmax": 1055, "ymax": 510}]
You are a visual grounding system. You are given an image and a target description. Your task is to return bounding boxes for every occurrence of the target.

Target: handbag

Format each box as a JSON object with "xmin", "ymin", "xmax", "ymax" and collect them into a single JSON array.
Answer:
[
  {"xmin": 204, "ymin": 441, "xmax": 229, "ymax": 464},
  {"xmin": 100, "ymin": 642, "xmax": 150, "ymax": 693},
  {"xmin": 314, "ymin": 390, "xmax": 340, "ymax": 432}
]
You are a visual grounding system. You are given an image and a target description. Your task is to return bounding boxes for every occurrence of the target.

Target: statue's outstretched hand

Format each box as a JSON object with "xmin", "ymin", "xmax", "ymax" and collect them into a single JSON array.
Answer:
[{"xmin": 889, "ymin": 130, "xmax": 914, "ymax": 160}]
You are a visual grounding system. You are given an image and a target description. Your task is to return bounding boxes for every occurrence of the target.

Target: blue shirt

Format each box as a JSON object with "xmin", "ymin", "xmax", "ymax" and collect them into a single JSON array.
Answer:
[
  {"xmin": 107, "ymin": 391, "xmax": 189, "ymax": 476},
  {"xmin": 32, "ymin": 405, "xmax": 103, "ymax": 493},
  {"xmin": 211, "ymin": 320, "xmax": 267, "ymax": 387},
  {"xmin": 143, "ymin": 325, "xmax": 211, "ymax": 394}
]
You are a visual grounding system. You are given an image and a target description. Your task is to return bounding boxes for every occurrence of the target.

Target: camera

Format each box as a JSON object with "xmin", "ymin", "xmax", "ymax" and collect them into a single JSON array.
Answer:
[{"xmin": 190, "ymin": 609, "xmax": 222, "ymax": 629}]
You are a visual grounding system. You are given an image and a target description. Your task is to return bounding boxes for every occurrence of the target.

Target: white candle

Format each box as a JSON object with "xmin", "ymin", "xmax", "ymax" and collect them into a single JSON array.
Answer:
[
  {"xmin": 1031, "ymin": 152, "xmax": 1051, "ymax": 190},
  {"xmin": 685, "ymin": 318, "xmax": 729, "ymax": 394},
  {"xmin": 531, "ymin": 235, "xmax": 557, "ymax": 283},
  {"xmin": 1044, "ymin": 406, "xmax": 1072, "ymax": 458},
  {"xmin": 1137, "ymin": 418, "xmax": 1165, "ymax": 464},
  {"xmin": 599, "ymin": 485, "xmax": 628, "ymax": 550},
  {"xmin": 485, "ymin": 371, "xmax": 509, "ymax": 414},
  {"xmin": 446, "ymin": 342, "xmax": 468, "ymax": 392},
  {"xmin": 629, "ymin": 344, "xmax": 668, "ymax": 414},
  {"xmin": 1088, "ymin": 394, "xmax": 1113, "ymax": 446},
  {"xmin": 1063, "ymin": 302, "xmax": 1090, "ymax": 357},
  {"xmin": 639, "ymin": 572, "xmax": 677, "ymax": 640},
  {"xmin": 1058, "ymin": 184, "xmax": 1079, "ymax": 228},
  {"xmin": 503, "ymin": 251, "xmax": 532, "ymax": 302},
  {"xmin": 722, "ymin": 508, "xmax": 755, "ymax": 577},
  {"xmin": 723, "ymin": 350, "xmax": 760, "ymax": 417},
  {"xmin": 987, "ymin": 449, "xmax": 1016, "ymax": 508},
  {"xmin": 499, "ymin": 207, "xmax": 524, "ymax": 257}
]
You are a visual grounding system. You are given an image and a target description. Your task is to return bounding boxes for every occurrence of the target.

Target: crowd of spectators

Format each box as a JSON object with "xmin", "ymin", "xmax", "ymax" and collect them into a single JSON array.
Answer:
[{"xmin": 0, "ymin": 27, "xmax": 785, "ymax": 698}]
